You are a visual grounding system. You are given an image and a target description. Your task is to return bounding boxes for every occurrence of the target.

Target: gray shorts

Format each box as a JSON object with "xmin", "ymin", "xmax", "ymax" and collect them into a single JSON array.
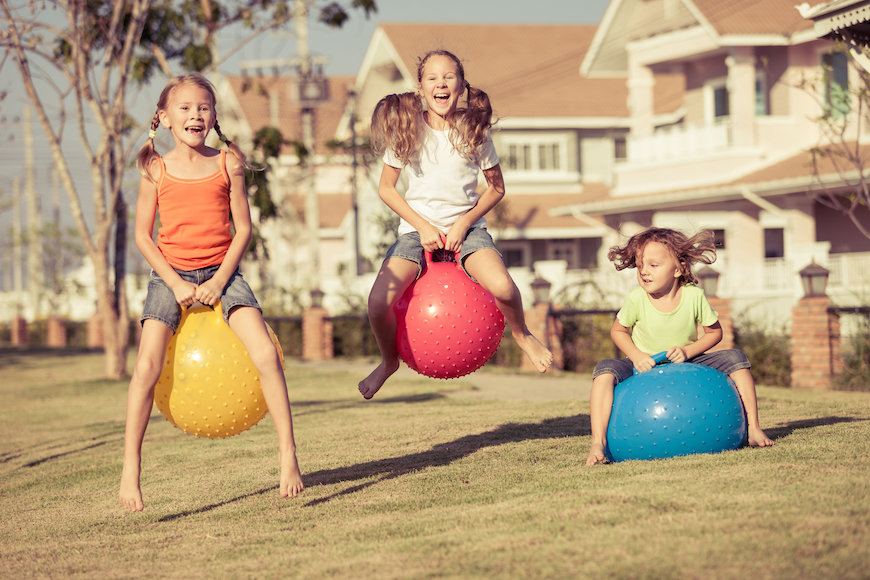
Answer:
[
  {"xmin": 384, "ymin": 227, "xmax": 501, "ymax": 279},
  {"xmin": 140, "ymin": 265, "xmax": 260, "ymax": 332},
  {"xmin": 592, "ymin": 349, "xmax": 751, "ymax": 385}
]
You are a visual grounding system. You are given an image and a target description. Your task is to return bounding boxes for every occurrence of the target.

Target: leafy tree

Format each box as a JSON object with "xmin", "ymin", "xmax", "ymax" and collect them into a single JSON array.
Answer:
[{"xmin": 0, "ymin": 0, "xmax": 375, "ymax": 378}]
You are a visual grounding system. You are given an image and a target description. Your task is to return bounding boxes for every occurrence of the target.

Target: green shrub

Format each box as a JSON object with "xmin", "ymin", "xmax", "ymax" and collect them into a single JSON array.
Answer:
[
  {"xmin": 733, "ymin": 317, "xmax": 791, "ymax": 387},
  {"xmin": 555, "ymin": 311, "xmax": 618, "ymax": 373},
  {"xmin": 837, "ymin": 313, "xmax": 870, "ymax": 391}
]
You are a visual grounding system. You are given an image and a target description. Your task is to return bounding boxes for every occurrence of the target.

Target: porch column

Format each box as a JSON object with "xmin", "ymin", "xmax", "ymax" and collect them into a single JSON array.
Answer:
[
  {"xmin": 727, "ymin": 47, "xmax": 757, "ymax": 148},
  {"xmin": 627, "ymin": 51, "xmax": 655, "ymax": 140}
]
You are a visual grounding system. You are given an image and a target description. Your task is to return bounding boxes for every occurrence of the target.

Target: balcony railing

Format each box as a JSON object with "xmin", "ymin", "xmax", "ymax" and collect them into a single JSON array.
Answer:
[{"xmin": 627, "ymin": 122, "xmax": 731, "ymax": 164}]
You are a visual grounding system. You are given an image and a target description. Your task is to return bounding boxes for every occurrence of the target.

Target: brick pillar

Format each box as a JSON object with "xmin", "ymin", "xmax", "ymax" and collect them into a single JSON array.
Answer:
[
  {"xmin": 790, "ymin": 296, "xmax": 841, "ymax": 388},
  {"xmin": 46, "ymin": 316, "xmax": 67, "ymax": 348},
  {"xmin": 302, "ymin": 307, "xmax": 333, "ymax": 361},
  {"xmin": 708, "ymin": 296, "xmax": 734, "ymax": 351},
  {"xmin": 87, "ymin": 313, "xmax": 104, "ymax": 349},
  {"xmin": 521, "ymin": 302, "xmax": 562, "ymax": 371},
  {"xmin": 11, "ymin": 316, "xmax": 29, "ymax": 346}
]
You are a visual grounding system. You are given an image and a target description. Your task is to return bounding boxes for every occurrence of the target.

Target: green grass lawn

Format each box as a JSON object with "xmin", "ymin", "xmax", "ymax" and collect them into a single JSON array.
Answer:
[{"xmin": 1, "ymin": 350, "xmax": 868, "ymax": 579}]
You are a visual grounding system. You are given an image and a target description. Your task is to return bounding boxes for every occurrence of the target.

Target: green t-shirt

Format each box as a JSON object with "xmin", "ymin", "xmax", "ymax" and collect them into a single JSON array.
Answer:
[{"xmin": 616, "ymin": 285, "xmax": 719, "ymax": 354}]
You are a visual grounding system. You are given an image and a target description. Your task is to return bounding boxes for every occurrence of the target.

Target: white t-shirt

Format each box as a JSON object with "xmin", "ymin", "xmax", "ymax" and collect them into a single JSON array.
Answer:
[{"xmin": 383, "ymin": 121, "xmax": 500, "ymax": 236}]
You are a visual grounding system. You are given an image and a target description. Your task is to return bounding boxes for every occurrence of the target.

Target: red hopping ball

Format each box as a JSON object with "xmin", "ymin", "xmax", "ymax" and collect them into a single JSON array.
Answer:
[{"xmin": 394, "ymin": 248, "xmax": 505, "ymax": 379}]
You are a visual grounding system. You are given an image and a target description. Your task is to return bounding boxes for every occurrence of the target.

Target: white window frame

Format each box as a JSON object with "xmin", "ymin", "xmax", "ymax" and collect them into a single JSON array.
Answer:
[{"xmin": 500, "ymin": 134, "xmax": 571, "ymax": 179}]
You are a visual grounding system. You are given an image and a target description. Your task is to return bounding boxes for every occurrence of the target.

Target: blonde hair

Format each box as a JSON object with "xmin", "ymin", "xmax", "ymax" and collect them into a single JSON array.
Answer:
[
  {"xmin": 136, "ymin": 72, "xmax": 250, "ymax": 182},
  {"xmin": 608, "ymin": 227, "xmax": 717, "ymax": 286},
  {"xmin": 370, "ymin": 49, "xmax": 494, "ymax": 164}
]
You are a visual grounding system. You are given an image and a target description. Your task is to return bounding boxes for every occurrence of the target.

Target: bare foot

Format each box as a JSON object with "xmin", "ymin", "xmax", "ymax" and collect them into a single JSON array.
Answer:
[
  {"xmin": 585, "ymin": 441, "xmax": 608, "ymax": 466},
  {"xmin": 748, "ymin": 426, "xmax": 775, "ymax": 447},
  {"xmin": 516, "ymin": 333, "xmax": 553, "ymax": 373},
  {"xmin": 358, "ymin": 358, "xmax": 399, "ymax": 400},
  {"xmin": 279, "ymin": 450, "xmax": 304, "ymax": 498},
  {"xmin": 119, "ymin": 463, "xmax": 144, "ymax": 512}
]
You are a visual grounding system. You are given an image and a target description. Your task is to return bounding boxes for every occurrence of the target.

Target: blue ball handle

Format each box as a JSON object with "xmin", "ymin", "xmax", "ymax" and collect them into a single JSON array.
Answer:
[{"xmin": 632, "ymin": 350, "xmax": 670, "ymax": 375}]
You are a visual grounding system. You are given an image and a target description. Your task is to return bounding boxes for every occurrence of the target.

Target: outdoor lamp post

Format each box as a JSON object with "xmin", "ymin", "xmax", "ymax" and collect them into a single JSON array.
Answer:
[
  {"xmin": 310, "ymin": 288, "xmax": 325, "ymax": 308},
  {"xmin": 696, "ymin": 266, "xmax": 720, "ymax": 297},
  {"xmin": 799, "ymin": 261, "xmax": 830, "ymax": 297},
  {"xmin": 530, "ymin": 277, "xmax": 552, "ymax": 306}
]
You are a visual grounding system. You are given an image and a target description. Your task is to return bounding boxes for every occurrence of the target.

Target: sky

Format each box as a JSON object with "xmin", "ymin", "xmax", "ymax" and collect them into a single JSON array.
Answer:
[{"xmin": 0, "ymin": 0, "xmax": 609, "ymax": 288}]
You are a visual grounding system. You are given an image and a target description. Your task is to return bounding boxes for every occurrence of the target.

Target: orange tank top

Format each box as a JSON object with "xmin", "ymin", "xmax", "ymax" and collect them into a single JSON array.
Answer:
[{"xmin": 156, "ymin": 151, "xmax": 233, "ymax": 270}]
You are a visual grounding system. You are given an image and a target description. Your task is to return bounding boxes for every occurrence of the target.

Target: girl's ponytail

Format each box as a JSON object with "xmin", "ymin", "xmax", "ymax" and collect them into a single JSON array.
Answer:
[
  {"xmin": 370, "ymin": 91, "xmax": 424, "ymax": 165},
  {"xmin": 214, "ymin": 119, "xmax": 254, "ymax": 171},
  {"xmin": 449, "ymin": 82, "xmax": 493, "ymax": 161},
  {"xmin": 136, "ymin": 112, "xmax": 162, "ymax": 183}
]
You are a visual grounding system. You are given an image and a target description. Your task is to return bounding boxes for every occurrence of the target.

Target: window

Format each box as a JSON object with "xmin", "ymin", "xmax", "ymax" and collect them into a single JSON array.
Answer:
[
  {"xmin": 707, "ymin": 73, "xmax": 768, "ymax": 120},
  {"xmin": 764, "ymin": 228, "xmax": 784, "ymax": 258},
  {"xmin": 502, "ymin": 248, "xmax": 525, "ymax": 268},
  {"xmin": 502, "ymin": 135, "xmax": 569, "ymax": 174},
  {"xmin": 713, "ymin": 84, "xmax": 730, "ymax": 119},
  {"xmin": 823, "ymin": 52, "xmax": 850, "ymax": 118},
  {"xmin": 711, "ymin": 229, "xmax": 726, "ymax": 250},
  {"xmin": 614, "ymin": 137, "xmax": 627, "ymax": 160},
  {"xmin": 755, "ymin": 74, "xmax": 768, "ymax": 116}
]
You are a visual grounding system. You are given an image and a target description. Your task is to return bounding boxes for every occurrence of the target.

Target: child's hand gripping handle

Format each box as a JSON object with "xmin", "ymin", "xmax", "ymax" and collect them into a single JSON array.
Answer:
[{"xmin": 632, "ymin": 351, "xmax": 670, "ymax": 375}]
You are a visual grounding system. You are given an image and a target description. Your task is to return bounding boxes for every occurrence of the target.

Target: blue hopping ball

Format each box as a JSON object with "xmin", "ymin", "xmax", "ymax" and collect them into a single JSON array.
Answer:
[{"xmin": 606, "ymin": 352, "xmax": 747, "ymax": 462}]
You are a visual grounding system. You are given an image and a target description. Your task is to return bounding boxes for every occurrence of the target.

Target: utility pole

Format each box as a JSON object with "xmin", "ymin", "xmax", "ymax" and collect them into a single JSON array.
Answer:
[
  {"xmin": 347, "ymin": 87, "xmax": 362, "ymax": 276},
  {"xmin": 12, "ymin": 177, "xmax": 23, "ymax": 299},
  {"xmin": 295, "ymin": 0, "xmax": 320, "ymax": 291},
  {"xmin": 23, "ymin": 106, "xmax": 44, "ymax": 318}
]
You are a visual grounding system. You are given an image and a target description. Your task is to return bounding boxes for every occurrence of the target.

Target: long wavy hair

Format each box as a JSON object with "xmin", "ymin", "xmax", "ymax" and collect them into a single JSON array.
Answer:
[
  {"xmin": 136, "ymin": 72, "xmax": 250, "ymax": 183},
  {"xmin": 608, "ymin": 227, "xmax": 717, "ymax": 286},
  {"xmin": 369, "ymin": 49, "xmax": 494, "ymax": 164}
]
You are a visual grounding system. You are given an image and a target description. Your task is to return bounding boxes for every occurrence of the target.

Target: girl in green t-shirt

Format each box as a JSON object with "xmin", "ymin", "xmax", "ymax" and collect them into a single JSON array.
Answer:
[{"xmin": 586, "ymin": 227, "xmax": 775, "ymax": 466}]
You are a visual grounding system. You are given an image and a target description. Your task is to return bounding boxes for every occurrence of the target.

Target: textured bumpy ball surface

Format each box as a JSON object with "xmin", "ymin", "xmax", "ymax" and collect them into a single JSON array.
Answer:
[
  {"xmin": 154, "ymin": 301, "xmax": 283, "ymax": 438},
  {"xmin": 606, "ymin": 362, "xmax": 747, "ymax": 462},
  {"xmin": 395, "ymin": 252, "xmax": 504, "ymax": 379}
]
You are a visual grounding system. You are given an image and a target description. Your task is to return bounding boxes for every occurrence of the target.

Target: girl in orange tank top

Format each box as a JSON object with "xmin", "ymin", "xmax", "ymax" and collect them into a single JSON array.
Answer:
[{"xmin": 119, "ymin": 73, "xmax": 303, "ymax": 513}]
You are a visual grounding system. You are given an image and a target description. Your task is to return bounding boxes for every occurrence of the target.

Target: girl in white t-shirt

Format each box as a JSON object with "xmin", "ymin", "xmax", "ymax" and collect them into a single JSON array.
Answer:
[{"xmin": 358, "ymin": 50, "xmax": 554, "ymax": 400}]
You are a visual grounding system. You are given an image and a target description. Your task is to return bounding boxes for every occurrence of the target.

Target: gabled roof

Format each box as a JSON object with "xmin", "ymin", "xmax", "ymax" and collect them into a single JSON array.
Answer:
[
  {"xmin": 551, "ymin": 142, "xmax": 869, "ymax": 216},
  {"xmin": 690, "ymin": 0, "xmax": 821, "ymax": 36},
  {"xmin": 223, "ymin": 74, "xmax": 354, "ymax": 156},
  {"xmin": 374, "ymin": 23, "xmax": 630, "ymax": 120},
  {"xmin": 798, "ymin": 0, "xmax": 870, "ymax": 46},
  {"xmin": 583, "ymin": 0, "xmax": 830, "ymax": 75}
]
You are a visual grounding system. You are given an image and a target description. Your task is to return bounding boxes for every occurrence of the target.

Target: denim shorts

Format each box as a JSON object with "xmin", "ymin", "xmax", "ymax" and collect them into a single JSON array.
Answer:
[
  {"xmin": 140, "ymin": 265, "xmax": 260, "ymax": 332},
  {"xmin": 384, "ymin": 227, "xmax": 500, "ymax": 279},
  {"xmin": 592, "ymin": 349, "xmax": 751, "ymax": 385}
]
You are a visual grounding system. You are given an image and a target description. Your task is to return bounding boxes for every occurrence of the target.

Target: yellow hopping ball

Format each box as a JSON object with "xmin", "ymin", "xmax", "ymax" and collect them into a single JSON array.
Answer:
[{"xmin": 154, "ymin": 300, "xmax": 284, "ymax": 438}]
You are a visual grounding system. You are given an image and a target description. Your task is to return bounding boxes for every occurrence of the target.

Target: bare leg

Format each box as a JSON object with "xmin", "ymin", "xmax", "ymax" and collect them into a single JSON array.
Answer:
[
  {"xmin": 119, "ymin": 320, "xmax": 173, "ymax": 512},
  {"xmin": 464, "ymin": 249, "xmax": 553, "ymax": 373},
  {"xmin": 730, "ymin": 368, "xmax": 775, "ymax": 447},
  {"xmin": 358, "ymin": 258, "xmax": 419, "ymax": 399},
  {"xmin": 229, "ymin": 306, "xmax": 304, "ymax": 498},
  {"xmin": 586, "ymin": 373, "xmax": 616, "ymax": 466}
]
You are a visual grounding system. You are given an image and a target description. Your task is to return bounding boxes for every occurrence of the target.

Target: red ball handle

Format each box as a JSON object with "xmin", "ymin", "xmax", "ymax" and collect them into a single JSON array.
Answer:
[{"xmin": 423, "ymin": 234, "xmax": 460, "ymax": 265}]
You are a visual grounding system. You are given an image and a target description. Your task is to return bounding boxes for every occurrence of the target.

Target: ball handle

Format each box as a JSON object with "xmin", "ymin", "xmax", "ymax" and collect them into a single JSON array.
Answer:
[
  {"xmin": 423, "ymin": 235, "xmax": 460, "ymax": 266},
  {"xmin": 632, "ymin": 350, "xmax": 670, "ymax": 375}
]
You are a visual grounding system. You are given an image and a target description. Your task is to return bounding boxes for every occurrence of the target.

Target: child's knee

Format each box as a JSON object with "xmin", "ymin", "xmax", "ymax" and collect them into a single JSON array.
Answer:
[
  {"xmin": 479, "ymin": 275, "xmax": 516, "ymax": 302},
  {"xmin": 131, "ymin": 355, "xmax": 163, "ymax": 387}
]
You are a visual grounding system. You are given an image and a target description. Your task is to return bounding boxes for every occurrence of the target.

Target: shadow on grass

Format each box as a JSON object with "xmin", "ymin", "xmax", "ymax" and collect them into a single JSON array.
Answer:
[
  {"xmin": 158, "ymin": 414, "xmax": 587, "ymax": 521},
  {"xmin": 293, "ymin": 392, "xmax": 448, "ymax": 416},
  {"xmin": 156, "ymin": 413, "xmax": 870, "ymax": 521},
  {"xmin": 766, "ymin": 415, "xmax": 869, "ymax": 440},
  {"xmin": 0, "ymin": 347, "xmax": 99, "ymax": 369}
]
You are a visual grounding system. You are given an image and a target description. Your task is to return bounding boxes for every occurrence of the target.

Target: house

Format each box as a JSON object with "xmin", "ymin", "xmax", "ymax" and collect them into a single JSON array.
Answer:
[
  {"xmin": 551, "ymin": 0, "xmax": 870, "ymax": 323},
  {"xmin": 219, "ymin": 6, "xmax": 870, "ymax": 323}
]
